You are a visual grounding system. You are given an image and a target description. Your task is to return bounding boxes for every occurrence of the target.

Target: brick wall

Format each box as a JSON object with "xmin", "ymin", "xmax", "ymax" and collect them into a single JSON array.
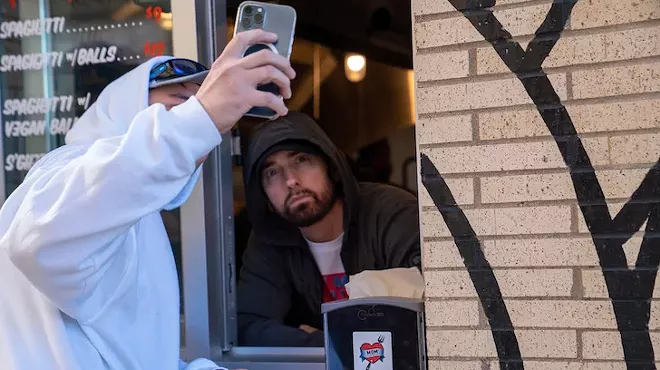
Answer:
[{"xmin": 412, "ymin": 0, "xmax": 660, "ymax": 368}]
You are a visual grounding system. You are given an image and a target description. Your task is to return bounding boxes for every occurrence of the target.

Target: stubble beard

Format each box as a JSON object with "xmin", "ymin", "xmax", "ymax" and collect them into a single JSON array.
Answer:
[{"xmin": 281, "ymin": 185, "xmax": 336, "ymax": 228}]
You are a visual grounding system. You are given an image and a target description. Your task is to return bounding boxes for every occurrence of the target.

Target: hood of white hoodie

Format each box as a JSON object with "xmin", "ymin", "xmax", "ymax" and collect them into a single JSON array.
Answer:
[{"xmin": 65, "ymin": 55, "xmax": 203, "ymax": 210}]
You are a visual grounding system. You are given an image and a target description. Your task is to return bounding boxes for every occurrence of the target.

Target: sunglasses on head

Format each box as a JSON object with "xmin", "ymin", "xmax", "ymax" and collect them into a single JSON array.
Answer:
[{"xmin": 149, "ymin": 58, "xmax": 208, "ymax": 84}]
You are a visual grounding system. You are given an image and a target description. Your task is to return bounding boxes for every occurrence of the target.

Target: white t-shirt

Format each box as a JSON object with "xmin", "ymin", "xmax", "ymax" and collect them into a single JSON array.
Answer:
[{"xmin": 305, "ymin": 233, "xmax": 350, "ymax": 302}]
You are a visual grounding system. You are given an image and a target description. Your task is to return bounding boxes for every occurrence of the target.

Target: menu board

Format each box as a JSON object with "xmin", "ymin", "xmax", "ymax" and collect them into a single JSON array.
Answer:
[{"xmin": 0, "ymin": 0, "xmax": 174, "ymax": 200}]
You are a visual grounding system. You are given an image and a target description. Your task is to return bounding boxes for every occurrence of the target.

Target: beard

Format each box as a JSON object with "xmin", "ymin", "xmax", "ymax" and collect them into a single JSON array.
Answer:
[{"xmin": 279, "ymin": 185, "xmax": 336, "ymax": 227}]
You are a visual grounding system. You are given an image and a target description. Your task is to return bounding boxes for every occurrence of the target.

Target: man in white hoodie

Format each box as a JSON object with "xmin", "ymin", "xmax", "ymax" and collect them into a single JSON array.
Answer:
[{"xmin": 0, "ymin": 29, "xmax": 295, "ymax": 370}]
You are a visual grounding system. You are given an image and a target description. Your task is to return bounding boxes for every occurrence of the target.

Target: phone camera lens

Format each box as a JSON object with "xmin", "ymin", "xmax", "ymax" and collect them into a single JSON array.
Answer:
[
  {"xmin": 254, "ymin": 12, "xmax": 264, "ymax": 23},
  {"xmin": 241, "ymin": 17, "xmax": 251, "ymax": 27},
  {"xmin": 244, "ymin": 6, "xmax": 253, "ymax": 15}
]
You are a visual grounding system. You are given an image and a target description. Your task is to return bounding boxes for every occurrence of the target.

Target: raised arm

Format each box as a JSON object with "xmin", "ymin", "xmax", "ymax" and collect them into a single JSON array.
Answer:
[{"xmin": 1, "ymin": 97, "xmax": 219, "ymax": 321}]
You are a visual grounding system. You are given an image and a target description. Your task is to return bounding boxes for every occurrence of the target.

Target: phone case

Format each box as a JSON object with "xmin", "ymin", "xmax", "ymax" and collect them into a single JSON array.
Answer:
[{"xmin": 233, "ymin": 1, "xmax": 297, "ymax": 119}]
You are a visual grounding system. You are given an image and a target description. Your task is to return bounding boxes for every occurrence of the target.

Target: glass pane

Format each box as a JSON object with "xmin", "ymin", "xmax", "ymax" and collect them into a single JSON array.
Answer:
[
  {"xmin": 230, "ymin": 38, "xmax": 417, "ymax": 349},
  {"xmin": 0, "ymin": 0, "xmax": 182, "ymax": 341}
]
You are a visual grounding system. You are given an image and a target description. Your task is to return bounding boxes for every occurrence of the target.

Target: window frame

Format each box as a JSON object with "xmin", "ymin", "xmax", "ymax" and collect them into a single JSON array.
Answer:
[{"xmin": 177, "ymin": 0, "xmax": 326, "ymax": 367}]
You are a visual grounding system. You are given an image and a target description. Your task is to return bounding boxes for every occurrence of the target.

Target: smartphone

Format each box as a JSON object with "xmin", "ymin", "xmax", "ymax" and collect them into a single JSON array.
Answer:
[{"xmin": 233, "ymin": 1, "xmax": 297, "ymax": 119}]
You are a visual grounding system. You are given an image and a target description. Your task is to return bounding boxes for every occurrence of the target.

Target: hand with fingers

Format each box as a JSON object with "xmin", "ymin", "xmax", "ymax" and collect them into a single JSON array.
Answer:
[
  {"xmin": 195, "ymin": 28, "xmax": 296, "ymax": 135},
  {"xmin": 299, "ymin": 324, "xmax": 319, "ymax": 334}
]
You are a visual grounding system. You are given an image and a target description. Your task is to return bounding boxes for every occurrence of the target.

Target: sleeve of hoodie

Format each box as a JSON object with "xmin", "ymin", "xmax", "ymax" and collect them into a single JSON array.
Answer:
[
  {"xmin": 2, "ymin": 97, "xmax": 221, "ymax": 321},
  {"xmin": 237, "ymin": 234, "xmax": 325, "ymax": 347},
  {"xmin": 376, "ymin": 186, "xmax": 422, "ymax": 269}
]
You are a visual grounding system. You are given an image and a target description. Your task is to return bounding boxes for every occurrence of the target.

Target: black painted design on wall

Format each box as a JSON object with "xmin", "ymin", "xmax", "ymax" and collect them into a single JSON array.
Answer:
[
  {"xmin": 420, "ymin": 0, "xmax": 660, "ymax": 368},
  {"xmin": 420, "ymin": 155, "xmax": 523, "ymax": 369}
]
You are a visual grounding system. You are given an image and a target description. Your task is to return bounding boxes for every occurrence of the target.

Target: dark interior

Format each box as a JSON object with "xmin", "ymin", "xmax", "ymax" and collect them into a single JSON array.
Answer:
[{"xmin": 226, "ymin": 0, "xmax": 413, "ymax": 70}]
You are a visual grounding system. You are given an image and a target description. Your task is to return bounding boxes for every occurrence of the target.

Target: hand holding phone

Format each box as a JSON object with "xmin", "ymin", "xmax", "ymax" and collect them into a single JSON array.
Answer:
[
  {"xmin": 234, "ymin": 1, "xmax": 297, "ymax": 119},
  {"xmin": 195, "ymin": 29, "xmax": 295, "ymax": 134}
]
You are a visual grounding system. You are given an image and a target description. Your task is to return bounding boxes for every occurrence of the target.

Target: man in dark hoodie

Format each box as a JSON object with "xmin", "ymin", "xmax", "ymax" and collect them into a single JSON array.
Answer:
[{"xmin": 237, "ymin": 112, "xmax": 421, "ymax": 347}]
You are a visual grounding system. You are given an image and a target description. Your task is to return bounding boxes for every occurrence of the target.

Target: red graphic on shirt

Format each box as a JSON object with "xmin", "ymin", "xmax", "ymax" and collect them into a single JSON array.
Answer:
[{"xmin": 322, "ymin": 272, "xmax": 349, "ymax": 303}]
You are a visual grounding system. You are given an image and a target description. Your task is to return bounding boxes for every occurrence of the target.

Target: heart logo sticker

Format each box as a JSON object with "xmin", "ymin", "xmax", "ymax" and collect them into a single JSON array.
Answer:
[
  {"xmin": 358, "ymin": 334, "xmax": 387, "ymax": 369},
  {"xmin": 359, "ymin": 340, "xmax": 385, "ymax": 364},
  {"xmin": 353, "ymin": 331, "xmax": 393, "ymax": 370}
]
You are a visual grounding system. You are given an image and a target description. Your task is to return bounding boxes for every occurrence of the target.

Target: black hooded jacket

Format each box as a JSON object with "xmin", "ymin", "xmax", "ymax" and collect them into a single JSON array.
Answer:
[{"xmin": 237, "ymin": 112, "xmax": 421, "ymax": 347}]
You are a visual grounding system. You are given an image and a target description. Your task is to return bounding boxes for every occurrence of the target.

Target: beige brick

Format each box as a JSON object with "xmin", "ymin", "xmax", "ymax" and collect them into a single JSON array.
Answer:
[
  {"xmin": 421, "ymin": 207, "xmax": 493, "ymax": 238},
  {"xmin": 489, "ymin": 361, "xmax": 626, "ymax": 370},
  {"xmin": 481, "ymin": 169, "xmax": 650, "ymax": 203},
  {"xmin": 604, "ymin": 26, "xmax": 660, "ymax": 64},
  {"xmin": 573, "ymin": 62, "xmax": 660, "ymax": 99},
  {"xmin": 425, "ymin": 300, "xmax": 480, "ymax": 327},
  {"xmin": 479, "ymin": 100, "xmax": 660, "ymax": 140},
  {"xmin": 582, "ymin": 332, "xmax": 660, "ymax": 360},
  {"xmin": 423, "ymin": 137, "xmax": 608, "ymax": 174},
  {"xmin": 422, "ymin": 240, "xmax": 462, "ymax": 268},
  {"xmin": 413, "ymin": 0, "xmax": 537, "ymax": 17},
  {"xmin": 479, "ymin": 109, "xmax": 547, "ymax": 139},
  {"xmin": 412, "ymin": 0, "xmax": 456, "ymax": 16},
  {"xmin": 610, "ymin": 134, "xmax": 660, "ymax": 165},
  {"xmin": 417, "ymin": 270, "xmax": 452, "ymax": 297},
  {"xmin": 428, "ymin": 361, "xmax": 481, "ymax": 370},
  {"xmin": 581, "ymin": 270, "xmax": 609, "ymax": 298},
  {"xmin": 415, "ymin": 4, "xmax": 550, "ymax": 48},
  {"xmin": 477, "ymin": 26, "xmax": 660, "ymax": 75},
  {"xmin": 425, "ymin": 269, "xmax": 573, "ymax": 298},
  {"xmin": 426, "ymin": 329, "xmax": 497, "ymax": 358},
  {"xmin": 422, "ymin": 205, "xmax": 572, "ymax": 238},
  {"xmin": 417, "ymin": 115, "xmax": 472, "ymax": 144},
  {"xmin": 493, "ymin": 3, "xmax": 552, "ymax": 38},
  {"xmin": 494, "ymin": 205, "xmax": 573, "ymax": 235},
  {"xmin": 423, "ymin": 240, "xmax": 493, "ymax": 268},
  {"xmin": 569, "ymin": 100, "xmax": 660, "ymax": 134},
  {"xmin": 484, "ymin": 237, "xmax": 599, "ymax": 267},
  {"xmin": 419, "ymin": 177, "xmax": 474, "ymax": 207},
  {"xmin": 476, "ymin": 50, "xmax": 509, "ymax": 75},
  {"xmin": 415, "ymin": 16, "xmax": 481, "ymax": 49},
  {"xmin": 508, "ymin": 300, "xmax": 618, "ymax": 329},
  {"xmin": 571, "ymin": 0, "xmax": 660, "ymax": 29},
  {"xmin": 426, "ymin": 329, "xmax": 577, "ymax": 358},
  {"xmin": 481, "ymin": 172, "xmax": 575, "ymax": 203},
  {"xmin": 415, "ymin": 51, "xmax": 470, "ymax": 81},
  {"xmin": 417, "ymin": 74, "xmax": 566, "ymax": 114},
  {"xmin": 598, "ymin": 168, "xmax": 652, "ymax": 198}
]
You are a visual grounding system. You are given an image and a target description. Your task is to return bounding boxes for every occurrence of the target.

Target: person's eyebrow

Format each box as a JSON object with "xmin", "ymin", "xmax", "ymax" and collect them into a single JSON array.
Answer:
[{"xmin": 262, "ymin": 160, "xmax": 275, "ymax": 170}]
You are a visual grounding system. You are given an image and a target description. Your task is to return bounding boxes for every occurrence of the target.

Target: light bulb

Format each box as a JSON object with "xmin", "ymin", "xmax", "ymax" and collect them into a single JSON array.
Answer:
[
  {"xmin": 346, "ymin": 54, "xmax": 365, "ymax": 72},
  {"xmin": 344, "ymin": 53, "xmax": 367, "ymax": 83}
]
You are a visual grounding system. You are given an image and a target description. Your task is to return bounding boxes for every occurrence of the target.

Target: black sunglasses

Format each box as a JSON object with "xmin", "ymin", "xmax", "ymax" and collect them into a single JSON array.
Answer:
[{"xmin": 149, "ymin": 58, "xmax": 208, "ymax": 84}]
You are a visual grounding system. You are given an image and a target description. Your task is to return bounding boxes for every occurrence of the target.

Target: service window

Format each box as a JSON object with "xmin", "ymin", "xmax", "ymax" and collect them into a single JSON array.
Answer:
[{"xmin": 199, "ymin": 1, "xmax": 420, "ymax": 368}]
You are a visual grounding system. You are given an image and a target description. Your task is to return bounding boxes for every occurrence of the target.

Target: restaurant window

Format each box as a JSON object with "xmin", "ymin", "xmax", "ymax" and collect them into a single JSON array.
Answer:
[
  {"xmin": 0, "ymin": 0, "xmax": 188, "ymax": 344},
  {"xmin": 198, "ymin": 0, "xmax": 419, "ymax": 367}
]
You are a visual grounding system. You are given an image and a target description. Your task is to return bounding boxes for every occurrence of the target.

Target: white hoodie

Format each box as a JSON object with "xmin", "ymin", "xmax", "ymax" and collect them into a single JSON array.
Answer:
[{"xmin": 0, "ymin": 56, "xmax": 225, "ymax": 370}]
